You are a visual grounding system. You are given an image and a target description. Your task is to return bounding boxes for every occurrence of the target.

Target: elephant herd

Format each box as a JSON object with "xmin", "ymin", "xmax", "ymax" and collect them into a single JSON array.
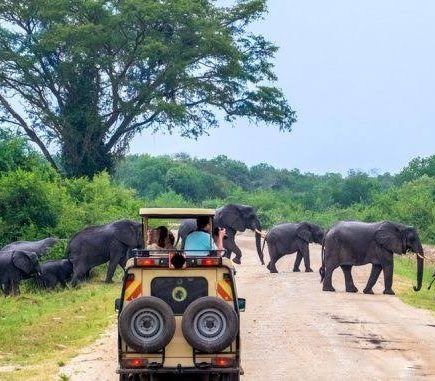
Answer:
[
  {"xmin": 261, "ymin": 220, "xmax": 426, "ymax": 295},
  {"xmin": 0, "ymin": 203, "xmax": 432, "ymax": 296},
  {"xmin": 0, "ymin": 220, "xmax": 143, "ymax": 296}
]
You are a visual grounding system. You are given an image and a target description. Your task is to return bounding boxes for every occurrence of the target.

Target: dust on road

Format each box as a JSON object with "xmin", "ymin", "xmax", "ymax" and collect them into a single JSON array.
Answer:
[{"xmin": 61, "ymin": 233, "xmax": 435, "ymax": 380}]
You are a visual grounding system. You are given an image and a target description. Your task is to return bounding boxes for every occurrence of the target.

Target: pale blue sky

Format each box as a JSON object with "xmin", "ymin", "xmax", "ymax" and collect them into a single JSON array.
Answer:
[{"xmin": 130, "ymin": 0, "xmax": 435, "ymax": 174}]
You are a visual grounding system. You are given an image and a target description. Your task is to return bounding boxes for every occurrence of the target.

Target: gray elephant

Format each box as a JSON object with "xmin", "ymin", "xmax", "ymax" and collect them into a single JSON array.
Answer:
[
  {"xmin": 0, "ymin": 250, "xmax": 41, "ymax": 295},
  {"xmin": 175, "ymin": 204, "xmax": 263, "ymax": 264},
  {"xmin": 68, "ymin": 220, "xmax": 143, "ymax": 285},
  {"xmin": 0, "ymin": 237, "xmax": 59, "ymax": 258},
  {"xmin": 36, "ymin": 259, "xmax": 73, "ymax": 289},
  {"xmin": 263, "ymin": 222, "xmax": 324, "ymax": 273},
  {"xmin": 320, "ymin": 221, "xmax": 424, "ymax": 294}
]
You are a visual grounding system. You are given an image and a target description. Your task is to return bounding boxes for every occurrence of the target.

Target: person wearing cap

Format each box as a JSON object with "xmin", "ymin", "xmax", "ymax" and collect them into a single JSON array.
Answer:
[{"xmin": 184, "ymin": 216, "xmax": 226, "ymax": 256}]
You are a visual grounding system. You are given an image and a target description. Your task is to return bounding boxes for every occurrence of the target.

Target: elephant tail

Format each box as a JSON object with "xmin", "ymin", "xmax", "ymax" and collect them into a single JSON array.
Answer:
[
  {"xmin": 429, "ymin": 273, "xmax": 435, "ymax": 290},
  {"xmin": 319, "ymin": 238, "xmax": 326, "ymax": 282},
  {"xmin": 174, "ymin": 234, "xmax": 180, "ymax": 249}
]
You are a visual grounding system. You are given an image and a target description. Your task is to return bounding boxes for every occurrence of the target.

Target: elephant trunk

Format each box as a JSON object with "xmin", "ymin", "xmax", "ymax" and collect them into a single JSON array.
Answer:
[
  {"xmin": 413, "ymin": 246, "xmax": 424, "ymax": 292},
  {"xmin": 319, "ymin": 238, "xmax": 326, "ymax": 282},
  {"xmin": 255, "ymin": 230, "xmax": 264, "ymax": 265}
]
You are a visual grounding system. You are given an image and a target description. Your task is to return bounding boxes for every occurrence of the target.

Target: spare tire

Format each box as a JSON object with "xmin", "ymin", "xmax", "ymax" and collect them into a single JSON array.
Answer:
[
  {"xmin": 182, "ymin": 296, "xmax": 238, "ymax": 353},
  {"xmin": 119, "ymin": 296, "xmax": 175, "ymax": 353}
]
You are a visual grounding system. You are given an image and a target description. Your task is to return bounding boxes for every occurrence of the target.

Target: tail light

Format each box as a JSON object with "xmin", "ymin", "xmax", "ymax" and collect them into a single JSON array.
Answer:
[
  {"xmin": 122, "ymin": 358, "xmax": 148, "ymax": 368},
  {"xmin": 197, "ymin": 258, "xmax": 221, "ymax": 266},
  {"xmin": 212, "ymin": 357, "xmax": 235, "ymax": 367}
]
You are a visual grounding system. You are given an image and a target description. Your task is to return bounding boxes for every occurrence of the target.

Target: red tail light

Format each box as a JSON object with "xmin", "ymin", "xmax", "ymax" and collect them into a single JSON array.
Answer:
[
  {"xmin": 198, "ymin": 258, "xmax": 221, "ymax": 266},
  {"xmin": 136, "ymin": 258, "xmax": 158, "ymax": 267},
  {"xmin": 212, "ymin": 357, "xmax": 234, "ymax": 367},
  {"xmin": 122, "ymin": 358, "xmax": 147, "ymax": 368}
]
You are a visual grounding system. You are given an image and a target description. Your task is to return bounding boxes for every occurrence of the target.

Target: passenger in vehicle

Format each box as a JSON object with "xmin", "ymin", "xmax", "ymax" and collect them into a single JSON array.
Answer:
[
  {"xmin": 147, "ymin": 226, "xmax": 175, "ymax": 250},
  {"xmin": 184, "ymin": 216, "xmax": 226, "ymax": 256}
]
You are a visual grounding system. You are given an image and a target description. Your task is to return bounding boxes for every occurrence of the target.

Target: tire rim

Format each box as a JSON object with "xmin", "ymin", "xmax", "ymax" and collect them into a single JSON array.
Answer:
[
  {"xmin": 130, "ymin": 308, "xmax": 163, "ymax": 342},
  {"xmin": 193, "ymin": 308, "xmax": 226, "ymax": 342}
]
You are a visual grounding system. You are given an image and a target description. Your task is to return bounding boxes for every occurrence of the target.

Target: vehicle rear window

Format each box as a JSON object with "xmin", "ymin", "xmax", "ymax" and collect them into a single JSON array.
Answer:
[{"xmin": 151, "ymin": 277, "xmax": 208, "ymax": 315}]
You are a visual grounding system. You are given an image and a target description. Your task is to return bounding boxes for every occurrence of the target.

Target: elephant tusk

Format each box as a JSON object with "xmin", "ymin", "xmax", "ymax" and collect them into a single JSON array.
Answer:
[
  {"xmin": 414, "ymin": 252, "xmax": 435, "ymax": 262},
  {"xmin": 254, "ymin": 229, "xmax": 267, "ymax": 239}
]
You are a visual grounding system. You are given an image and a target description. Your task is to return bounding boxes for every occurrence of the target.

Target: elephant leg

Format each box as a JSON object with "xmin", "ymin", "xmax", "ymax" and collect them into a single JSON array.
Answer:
[
  {"xmin": 71, "ymin": 263, "xmax": 88, "ymax": 287},
  {"xmin": 341, "ymin": 265, "xmax": 358, "ymax": 293},
  {"xmin": 231, "ymin": 245, "xmax": 242, "ymax": 265},
  {"xmin": 300, "ymin": 244, "xmax": 313, "ymax": 272},
  {"xmin": 322, "ymin": 263, "xmax": 337, "ymax": 292},
  {"xmin": 106, "ymin": 259, "xmax": 118, "ymax": 283},
  {"xmin": 293, "ymin": 252, "xmax": 302, "ymax": 272},
  {"xmin": 119, "ymin": 255, "xmax": 127, "ymax": 269},
  {"xmin": 11, "ymin": 280, "xmax": 20, "ymax": 296},
  {"xmin": 382, "ymin": 263, "xmax": 395, "ymax": 295},
  {"xmin": 222, "ymin": 249, "xmax": 232, "ymax": 260},
  {"xmin": 363, "ymin": 264, "xmax": 382, "ymax": 294},
  {"xmin": 224, "ymin": 235, "xmax": 242, "ymax": 264},
  {"xmin": 266, "ymin": 245, "xmax": 279, "ymax": 273},
  {"xmin": 2, "ymin": 280, "xmax": 11, "ymax": 296}
]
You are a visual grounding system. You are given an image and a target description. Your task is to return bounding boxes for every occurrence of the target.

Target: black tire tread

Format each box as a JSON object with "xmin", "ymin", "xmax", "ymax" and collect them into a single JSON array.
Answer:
[
  {"xmin": 119, "ymin": 296, "xmax": 175, "ymax": 353},
  {"xmin": 182, "ymin": 296, "xmax": 238, "ymax": 353}
]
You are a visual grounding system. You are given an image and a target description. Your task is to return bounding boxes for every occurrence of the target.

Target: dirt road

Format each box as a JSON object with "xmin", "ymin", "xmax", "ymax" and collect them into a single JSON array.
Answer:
[{"xmin": 61, "ymin": 233, "xmax": 435, "ymax": 380}]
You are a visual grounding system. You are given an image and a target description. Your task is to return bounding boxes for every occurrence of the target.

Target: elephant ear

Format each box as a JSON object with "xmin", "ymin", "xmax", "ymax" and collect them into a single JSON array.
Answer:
[
  {"xmin": 217, "ymin": 204, "xmax": 247, "ymax": 232},
  {"xmin": 12, "ymin": 251, "xmax": 34, "ymax": 274},
  {"xmin": 375, "ymin": 222, "xmax": 406, "ymax": 254},
  {"xmin": 297, "ymin": 223, "xmax": 312, "ymax": 242}
]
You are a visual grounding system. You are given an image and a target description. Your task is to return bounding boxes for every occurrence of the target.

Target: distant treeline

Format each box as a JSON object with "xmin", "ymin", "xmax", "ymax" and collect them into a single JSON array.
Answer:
[
  {"xmin": 113, "ymin": 153, "xmax": 435, "ymax": 243},
  {"xmin": 0, "ymin": 130, "xmax": 434, "ymax": 246}
]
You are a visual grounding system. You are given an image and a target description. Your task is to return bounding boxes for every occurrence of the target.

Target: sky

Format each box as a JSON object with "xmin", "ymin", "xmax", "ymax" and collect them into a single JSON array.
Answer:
[{"xmin": 131, "ymin": 1, "xmax": 435, "ymax": 174}]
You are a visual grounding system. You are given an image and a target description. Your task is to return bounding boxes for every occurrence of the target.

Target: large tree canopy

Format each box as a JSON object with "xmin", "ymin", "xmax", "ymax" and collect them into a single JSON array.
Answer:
[{"xmin": 0, "ymin": 0, "xmax": 296, "ymax": 177}]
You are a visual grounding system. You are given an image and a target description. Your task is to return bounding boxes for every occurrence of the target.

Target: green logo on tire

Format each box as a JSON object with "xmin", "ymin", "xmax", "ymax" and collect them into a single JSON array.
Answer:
[{"xmin": 172, "ymin": 286, "xmax": 187, "ymax": 302}]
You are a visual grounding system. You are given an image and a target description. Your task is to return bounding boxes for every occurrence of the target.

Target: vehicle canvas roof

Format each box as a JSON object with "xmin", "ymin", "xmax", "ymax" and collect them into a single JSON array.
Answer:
[{"xmin": 139, "ymin": 208, "xmax": 215, "ymax": 218}]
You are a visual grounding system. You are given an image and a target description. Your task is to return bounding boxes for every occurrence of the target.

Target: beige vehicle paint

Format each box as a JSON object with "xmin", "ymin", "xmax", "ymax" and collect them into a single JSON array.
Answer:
[{"xmin": 116, "ymin": 208, "xmax": 242, "ymax": 379}]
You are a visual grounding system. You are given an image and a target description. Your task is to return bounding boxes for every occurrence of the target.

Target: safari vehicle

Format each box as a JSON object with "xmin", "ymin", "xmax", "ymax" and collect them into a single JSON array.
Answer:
[{"xmin": 116, "ymin": 208, "xmax": 244, "ymax": 381}]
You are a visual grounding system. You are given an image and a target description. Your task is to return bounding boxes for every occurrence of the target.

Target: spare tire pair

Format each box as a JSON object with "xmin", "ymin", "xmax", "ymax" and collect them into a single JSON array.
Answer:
[{"xmin": 119, "ymin": 296, "xmax": 238, "ymax": 353}]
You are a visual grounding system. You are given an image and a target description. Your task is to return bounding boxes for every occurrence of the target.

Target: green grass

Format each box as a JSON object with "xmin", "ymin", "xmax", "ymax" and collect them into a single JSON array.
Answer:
[
  {"xmin": 394, "ymin": 255, "xmax": 435, "ymax": 313},
  {"xmin": 0, "ymin": 271, "xmax": 122, "ymax": 381}
]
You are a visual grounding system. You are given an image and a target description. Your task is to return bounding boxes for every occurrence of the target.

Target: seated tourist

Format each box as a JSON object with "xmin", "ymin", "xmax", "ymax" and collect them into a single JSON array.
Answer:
[
  {"xmin": 184, "ymin": 216, "xmax": 226, "ymax": 256},
  {"xmin": 148, "ymin": 226, "xmax": 175, "ymax": 250}
]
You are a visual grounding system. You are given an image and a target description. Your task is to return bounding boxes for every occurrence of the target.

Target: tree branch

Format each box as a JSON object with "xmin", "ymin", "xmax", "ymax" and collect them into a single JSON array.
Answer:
[{"xmin": 0, "ymin": 93, "xmax": 59, "ymax": 171}]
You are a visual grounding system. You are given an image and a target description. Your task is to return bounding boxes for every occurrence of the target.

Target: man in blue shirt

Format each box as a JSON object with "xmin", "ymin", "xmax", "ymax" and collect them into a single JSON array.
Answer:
[{"xmin": 184, "ymin": 216, "xmax": 226, "ymax": 256}]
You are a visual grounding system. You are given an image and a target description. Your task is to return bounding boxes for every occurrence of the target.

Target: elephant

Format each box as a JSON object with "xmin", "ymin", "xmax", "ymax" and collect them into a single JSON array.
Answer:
[
  {"xmin": 36, "ymin": 259, "xmax": 73, "ymax": 289},
  {"xmin": 0, "ymin": 237, "xmax": 59, "ymax": 258},
  {"xmin": 0, "ymin": 250, "xmax": 41, "ymax": 295},
  {"xmin": 175, "ymin": 204, "xmax": 263, "ymax": 264},
  {"xmin": 68, "ymin": 220, "xmax": 143, "ymax": 285},
  {"xmin": 320, "ymin": 221, "xmax": 424, "ymax": 295},
  {"xmin": 263, "ymin": 222, "xmax": 324, "ymax": 273}
]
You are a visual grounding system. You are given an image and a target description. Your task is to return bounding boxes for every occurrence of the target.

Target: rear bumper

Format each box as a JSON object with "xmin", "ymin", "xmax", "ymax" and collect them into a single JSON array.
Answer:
[{"xmin": 117, "ymin": 367, "xmax": 240, "ymax": 375}]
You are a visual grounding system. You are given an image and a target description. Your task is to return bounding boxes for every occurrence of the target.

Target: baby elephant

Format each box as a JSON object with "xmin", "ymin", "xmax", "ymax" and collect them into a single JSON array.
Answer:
[
  {"xmin": 0, "ymin": 250, "xmax": 41, "ymax": 295},
  {"xmin": 263, "ymin": 222, "xmax": 324, "ymax": 273},
  {"xmin": 37, "ymin": 259, "xmax": 73, "ymax": 289}
]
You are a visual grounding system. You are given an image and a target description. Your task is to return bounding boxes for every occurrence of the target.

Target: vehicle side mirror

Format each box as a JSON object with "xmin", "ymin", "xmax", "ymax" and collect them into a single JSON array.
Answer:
[
  {"xmin": 237, "ymin": 298, "xmax": 246, "ymax": 312},
  {"xmin": 115, "ymin": 298, "xmax": 121, "ymax": 312}
]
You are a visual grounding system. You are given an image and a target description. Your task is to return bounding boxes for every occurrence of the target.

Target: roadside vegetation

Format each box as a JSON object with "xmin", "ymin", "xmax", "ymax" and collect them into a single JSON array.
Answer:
[
  {"xmin": 394, "ymin": 254, "xmax": 435, "ymax": 312},
  {"xmin": 0, "ymin": 273, "xmax": 121, "ymax": 381},
  {"xmin": 0, "ymin": 131, "xmax": 433, "ymax": 380}
]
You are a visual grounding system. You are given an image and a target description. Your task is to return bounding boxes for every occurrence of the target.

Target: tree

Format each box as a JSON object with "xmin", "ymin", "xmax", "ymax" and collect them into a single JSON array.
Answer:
[
  {"xmin": 0, "ymin": 129, "xmax": 44, "ymax": 173},
  {"xmin": 396, "ymin": 155, "xmax": 435, "ymax": 184},
  {"xmin": 0, "ymin": 0, "xmax": 296, "ymax": 177}
]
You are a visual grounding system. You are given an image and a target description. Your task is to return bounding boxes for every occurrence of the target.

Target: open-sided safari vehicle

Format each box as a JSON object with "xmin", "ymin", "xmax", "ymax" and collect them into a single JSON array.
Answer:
[{"xmin": 116, "ymin": 208, "xmax": 244, "ymax": 381}]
